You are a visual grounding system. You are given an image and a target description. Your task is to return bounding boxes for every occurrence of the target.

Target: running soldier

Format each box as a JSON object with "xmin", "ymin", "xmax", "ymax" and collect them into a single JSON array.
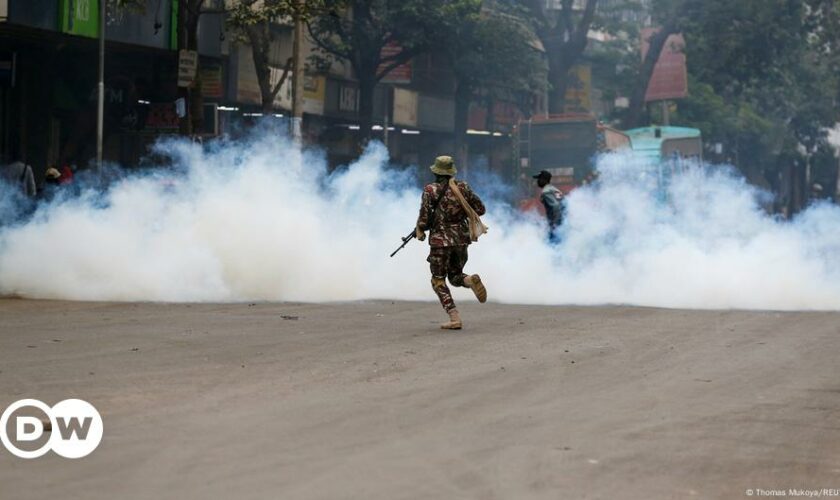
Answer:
[{"xmin": 415, "ymin": 156, "xmax": 487, "ymax": 330}]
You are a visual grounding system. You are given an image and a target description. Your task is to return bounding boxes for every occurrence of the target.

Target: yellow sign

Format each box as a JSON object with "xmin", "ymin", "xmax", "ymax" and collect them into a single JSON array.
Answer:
[
  {"xmin": 393, "ymin": 88, "xmax": 418, "ymax": 127},
  {"xmin": 563, "ymin": 65, "xmax": 591, "ymax": 113},
  {"xmin": 303, "ymin": 75, "xmax": 324, "ymax": 100},
  {"xmin": 276, "ymin": 73, "xmax": 326, "ymax": 115}
]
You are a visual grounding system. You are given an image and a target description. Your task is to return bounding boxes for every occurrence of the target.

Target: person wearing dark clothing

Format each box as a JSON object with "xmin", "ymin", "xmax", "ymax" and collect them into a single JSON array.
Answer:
[
  {"xmin": 533, "ymin": 170, "xmax": 565, "ymax": 242},
  {"xmin": 2, "ymin": 161, "xmax": 36, "ymax": 198}
]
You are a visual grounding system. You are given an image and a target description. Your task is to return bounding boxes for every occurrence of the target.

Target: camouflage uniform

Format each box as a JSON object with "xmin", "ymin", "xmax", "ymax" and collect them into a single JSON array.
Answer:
[{"xmin": 416, "ymin": 179, "xmax": 486, "ymax": 312}]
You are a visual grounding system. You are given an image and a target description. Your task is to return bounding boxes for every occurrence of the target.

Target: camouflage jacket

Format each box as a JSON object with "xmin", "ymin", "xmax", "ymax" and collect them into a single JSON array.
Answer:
[{"xmin": 416, "ymin": 180, "xmax": 486, "ymax": 247}]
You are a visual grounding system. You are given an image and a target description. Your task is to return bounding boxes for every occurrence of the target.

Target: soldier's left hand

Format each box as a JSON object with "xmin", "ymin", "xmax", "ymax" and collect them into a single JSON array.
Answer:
[{"xmin": 415, "ymin": 227, "xmax": 426, "ymax": 241}]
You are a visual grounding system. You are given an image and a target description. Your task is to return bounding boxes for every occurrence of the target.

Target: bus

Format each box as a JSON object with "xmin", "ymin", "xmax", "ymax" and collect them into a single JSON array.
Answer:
[{"xmin": 623, "ymin": 126, "xmax": 703, "ymax": 191}]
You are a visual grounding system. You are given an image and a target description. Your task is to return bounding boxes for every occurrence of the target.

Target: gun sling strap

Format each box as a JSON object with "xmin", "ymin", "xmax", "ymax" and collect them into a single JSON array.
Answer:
[
  {"xmin": 426, "ymin": 180, "xmax": 450, "ymax": 231},
  {"xmin": 449, "ymin": 178, "xmax": 488, "ymax": 242}
]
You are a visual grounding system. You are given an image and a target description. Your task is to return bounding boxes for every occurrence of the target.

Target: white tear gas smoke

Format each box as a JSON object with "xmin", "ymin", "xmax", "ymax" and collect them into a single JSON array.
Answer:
[{"xmin": 2, "ymin": 127, "xmax": 840, "ymax": 310}]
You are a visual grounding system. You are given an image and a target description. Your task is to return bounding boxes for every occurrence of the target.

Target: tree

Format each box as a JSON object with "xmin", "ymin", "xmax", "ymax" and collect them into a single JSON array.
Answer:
[
  {"xmin": 442, "ymin": 4, "xmax": 547, "ymax": 169},
  {"xmin": 227, "ymin": 1, "xmax": 330, "ymax": 113},
  {"xmin": 307, "ymin": 0, "xmax": 478, "ymax": 143},
  {"xmin": 618, "ymin": 0, "xmax": 688, "ymax": 128},
  {"xmin": 632, "ymin": 0, "xmax": 840, "ymax": 211},
  {"xmin": 520, "ymin": 0, "xmax": 599, "ymax": 114}
]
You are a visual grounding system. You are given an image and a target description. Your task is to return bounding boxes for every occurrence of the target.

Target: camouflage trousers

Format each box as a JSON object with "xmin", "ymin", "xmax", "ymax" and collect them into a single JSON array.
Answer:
[{"xmin": 427, "ymin": 245, "xmax": 469, "ymax": 312}]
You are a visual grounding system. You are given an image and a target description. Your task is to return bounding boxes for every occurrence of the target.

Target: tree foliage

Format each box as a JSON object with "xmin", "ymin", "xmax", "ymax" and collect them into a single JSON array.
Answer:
[
  {"xmin": 669, "ymin": 0, "xmax": 839, "ymax": 173},
  {"xmin": 444, "ymin": 2, "xmax": 547, "ymax": 166},
  {"xmin": 446, "ymin": 4, "xmax": 546, "ymax": 104},
  {"xmin": 307, "ymin": 0, "xmax": 479, "ymax": 141},
  {"xmin": 596, "ymin": 0, "xmax": 840, "ymax": 209},
  {"xmin": 519, "ymin": 0, "xmax": 599, "ymax": 114},
  {"xmin": 227, "ymin": 1, "xmax": 331, "ymax": 112}
]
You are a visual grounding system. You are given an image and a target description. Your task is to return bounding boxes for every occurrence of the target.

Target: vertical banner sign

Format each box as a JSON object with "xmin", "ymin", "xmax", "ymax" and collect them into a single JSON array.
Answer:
[
  {"xmin": 272, "ymin": 67, "xmax": 292, "ymax": 108},
  {"xmin": 378, "ymin": 41, "xmax": 412, "ymax": 84},
  {"xmin": 200, "ymin": 63, "xmax": 223, "ymax": 98},
  {"xmin": 178, "ymin": 50, "xmax": 198, "ymax": 88},
  {"xmin": 563, "ymin": 65, "xmax": 592, "ymax": 113},
  {"xmin": 642, "ymin": 28, "xmax": 688, "ymax": 102},
  {"xmin": 393, "ymin": 88, "xmax": 418, "ymax": 127},
  {"xmin": 302, "ymin": 75, "xmax": 325, "ymax": 115},
  {"xmin": 0, "ymin": 1, "xmax": 8, "ymax": 21},
  {"xmin": 62, "ymin": 0, "xmax": 100, "ymax": 38}
]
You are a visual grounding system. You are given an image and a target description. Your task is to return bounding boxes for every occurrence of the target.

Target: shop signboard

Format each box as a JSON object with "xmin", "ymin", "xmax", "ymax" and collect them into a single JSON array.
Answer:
[{"xmin": 61, "ymin": 0, "xmax": 99, "ymax": 38}]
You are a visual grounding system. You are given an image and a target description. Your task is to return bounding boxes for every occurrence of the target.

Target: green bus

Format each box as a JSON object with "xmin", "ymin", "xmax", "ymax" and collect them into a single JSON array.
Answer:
[{"xmin": 624, "ymin": 126, "xmax": 703, "ymax": 191}]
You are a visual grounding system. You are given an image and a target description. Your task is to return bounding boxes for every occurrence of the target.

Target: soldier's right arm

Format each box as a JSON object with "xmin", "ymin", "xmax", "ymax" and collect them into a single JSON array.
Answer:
[{"xmin": 464, "ymin": 184, "xmax": 486, "ymax": 216}]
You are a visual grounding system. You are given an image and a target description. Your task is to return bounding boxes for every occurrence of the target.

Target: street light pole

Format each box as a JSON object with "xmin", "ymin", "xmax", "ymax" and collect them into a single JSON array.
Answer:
[{"xmin": 96, "ymin": 0, "xmax": 106, "ymax": 171}]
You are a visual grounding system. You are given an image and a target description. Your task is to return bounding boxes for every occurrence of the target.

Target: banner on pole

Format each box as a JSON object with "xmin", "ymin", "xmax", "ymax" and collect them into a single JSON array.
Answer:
[
  {"xmin": 642, "ymin": 28, "xmax": 688, "ymax": 102},
  {"xmin": 178, "ymin": 50, "xmax": 198, "ymax": 88}
]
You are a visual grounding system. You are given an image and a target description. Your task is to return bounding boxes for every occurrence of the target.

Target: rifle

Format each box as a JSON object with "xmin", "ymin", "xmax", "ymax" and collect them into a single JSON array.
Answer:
[
  {"xmin": 389, "ymin": 229, "xmax": 416, "ymax": 258},
  {"xmin": 390, "ymin": 181, "xmax": 450, "ymax": 258}
]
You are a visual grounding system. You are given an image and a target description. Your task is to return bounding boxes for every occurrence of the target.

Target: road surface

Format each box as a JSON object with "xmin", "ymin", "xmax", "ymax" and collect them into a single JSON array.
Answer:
[{"xmin": 1, "ymin": 299, "xmax": 838, "ymax": 499}]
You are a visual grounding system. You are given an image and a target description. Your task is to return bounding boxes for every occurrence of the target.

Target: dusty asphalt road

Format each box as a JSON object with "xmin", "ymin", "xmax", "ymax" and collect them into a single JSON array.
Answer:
[{"xmin": 0, "ymin": 299, "xmax": 839, "ymax": 500}]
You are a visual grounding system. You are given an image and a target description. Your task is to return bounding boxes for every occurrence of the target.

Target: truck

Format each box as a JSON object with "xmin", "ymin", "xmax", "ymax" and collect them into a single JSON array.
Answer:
[{"xmin": 514, "ymin": 113, "xmax": 630, "ymax": 211}]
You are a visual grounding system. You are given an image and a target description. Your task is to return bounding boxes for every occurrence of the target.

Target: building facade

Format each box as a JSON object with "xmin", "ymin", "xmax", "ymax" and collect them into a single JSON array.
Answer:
[{"xmin": 0, "ymin": 1, "xmax": 540, "ymax": 180}]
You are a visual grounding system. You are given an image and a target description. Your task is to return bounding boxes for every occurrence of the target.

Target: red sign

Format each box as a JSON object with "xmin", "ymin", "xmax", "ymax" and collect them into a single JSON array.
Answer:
[
  {"xmin": 642, "ymin": 28, "xmax": 688, "ymax": 102},
  {"xmin": 145, "ymin": 103, "xmax": 180, "ymax": 131},
  {"xmin": 467, "ymin": 101, "xmax": 523, "ymax": 130},
  {"xmin": 378, "ymin": 41, "xmax": 412, "ymax": 84}
]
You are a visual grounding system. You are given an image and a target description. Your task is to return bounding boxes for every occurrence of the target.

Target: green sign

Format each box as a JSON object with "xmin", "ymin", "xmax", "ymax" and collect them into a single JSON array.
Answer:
[
  {"xmin": 60, "ymin": 0, "xmax": 100, "ymax": 38},
  {"xmin": 170, "ymin": 0, "xmax": 179, "ymax": 50}
]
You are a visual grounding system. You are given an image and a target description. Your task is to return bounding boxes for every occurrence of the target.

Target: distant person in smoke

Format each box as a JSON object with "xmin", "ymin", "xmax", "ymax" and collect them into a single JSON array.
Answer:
[
  {"xmin": 59, "ymin": 164, "xmax": 75, "ymax": 185},
  {"xmin": 44, "ymin": 167, "xmax": 62, "ymax": 185},
  {"xmin": 2, "ymin": 159, "xmax": 36, "ymax": 198},
  {"xmin": 533, "ymin": 170, "xmax": 564, "ymax": 242},
  {"xmin": 415, "ymin": 155, "xmax": 488, "ymax": 330},
  {"xmin": 38, "ymin": 168, "xmax": 64, "ymax": 203},
  {"xmin": 811, "ymin": 183, "xmax": 825, "ymax": 203}
]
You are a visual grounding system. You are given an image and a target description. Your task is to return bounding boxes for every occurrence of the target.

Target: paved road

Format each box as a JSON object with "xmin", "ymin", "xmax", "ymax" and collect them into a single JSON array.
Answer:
[{"xmin": 0, "ymin": 299, "xmax": 838, "ymax": 499}]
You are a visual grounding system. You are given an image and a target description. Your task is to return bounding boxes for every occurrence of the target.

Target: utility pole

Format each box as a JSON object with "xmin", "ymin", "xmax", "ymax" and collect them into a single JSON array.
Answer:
[
  {"xmin": 383, "ymin": 114, "xmax": 389, "ymax": 149},
  {"xmin": 291, "ymin": 4, "xmax": 305, "ymax": 143},
  {"xmin": 835, "ymin": 156, "xmax": 840, "ymax": 203},
  {"xmin": 96, "ymin": 0, "xmax": 106, "ymax": 171}
]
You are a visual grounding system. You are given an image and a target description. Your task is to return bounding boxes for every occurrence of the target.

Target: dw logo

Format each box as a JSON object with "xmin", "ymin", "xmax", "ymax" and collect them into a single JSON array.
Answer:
[{"xmin": 0, "ymin": 399, "xmax": 103, "ymax": 459}]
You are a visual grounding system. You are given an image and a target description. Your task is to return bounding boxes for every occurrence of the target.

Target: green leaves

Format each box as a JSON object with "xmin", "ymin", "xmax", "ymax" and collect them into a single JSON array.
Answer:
[
  {"xmin": 444, "ymin": 4, "xmax": 546, "ymax": 103},
  {"xmin": 308, "ymin": 0, "xmax": 481, "ymax": 75},
  {"xmin": 227, "ymin": 1, "xmax": 330, "ymax": 29},
  {"xmin": 632, "ymin": 0, "xmax": 840, "ymax": 171}
]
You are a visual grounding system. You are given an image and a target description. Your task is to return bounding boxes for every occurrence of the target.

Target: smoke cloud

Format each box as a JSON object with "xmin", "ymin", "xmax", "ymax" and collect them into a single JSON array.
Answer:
[{"xmin": 2, "ymin": 128, "xmax": 840, "ymax": 310}]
